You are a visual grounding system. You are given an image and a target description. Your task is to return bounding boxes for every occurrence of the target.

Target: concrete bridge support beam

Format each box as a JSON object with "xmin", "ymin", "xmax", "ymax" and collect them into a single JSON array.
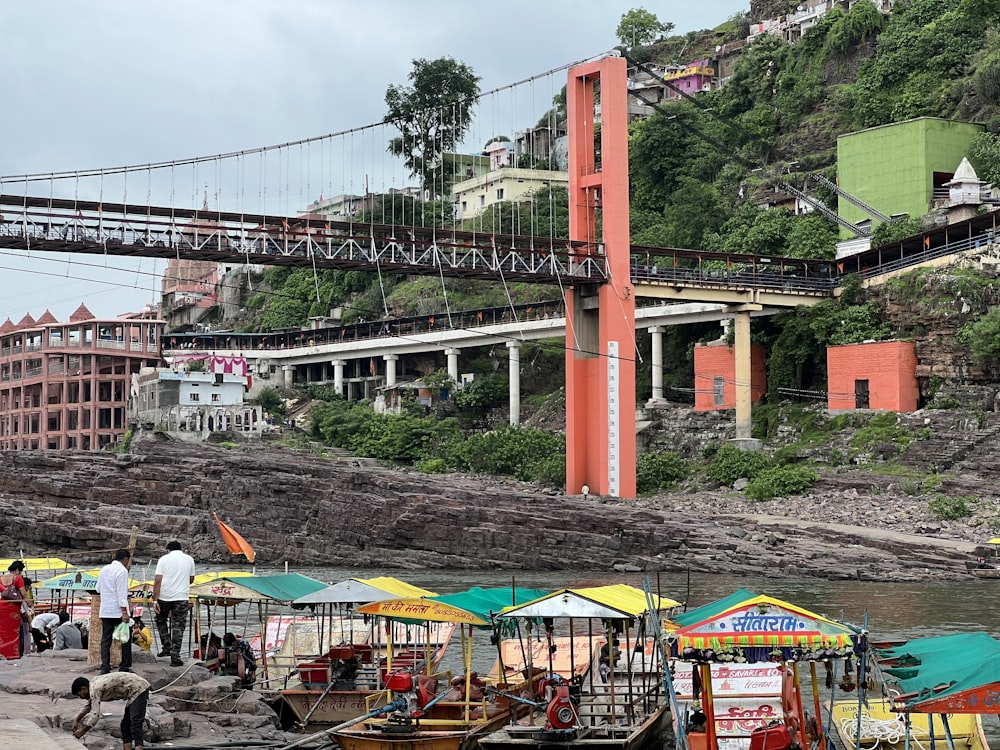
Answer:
[
  {"xmin": 732, "ymin": 310, "xmax": 760, "ymax": 450},
  {"xmin": 445, "ymin": 348, "xmax": 460, "ymax": 384},
  {"xmin": 565, "ymin": 56, "xmax": 636, "ymax": 498},
  {"xmin": 282, "ymin": 365, "xmax": 294, "ymax": 389},
  {"xmin": 507, "ymin": 341, "xmax": 521, "ymax": 426},
  {"xmin": 649, "ymin": 326, "xmax": 665, "ymax": 403},
  {"xmin": 332, "ymin": 359, "xmax": 346, "ymax": 397},
  {"xmin": 384, "ymin": 354, "xmax": 398, "ymax": 387}
]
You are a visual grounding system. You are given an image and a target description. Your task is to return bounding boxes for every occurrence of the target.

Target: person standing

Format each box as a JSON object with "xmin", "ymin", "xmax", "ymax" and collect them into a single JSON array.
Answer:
[
  {"xmin": 152, "ymin": 540, "xmax": 195, "ymax": 667},
  {"xmin": 54, "ymin": 610, "xmax": 83, "ymax": 650},
  {"xmin": 96, "ymin": 549, "xmax": 133, "ymax": 674},
  {"xmin": 71, "ymin": 671, "xmax": 150, "ymax": 750},
  {"xmin": 1, "ymin": 560, "xmax": 30, "ymax": 657}
]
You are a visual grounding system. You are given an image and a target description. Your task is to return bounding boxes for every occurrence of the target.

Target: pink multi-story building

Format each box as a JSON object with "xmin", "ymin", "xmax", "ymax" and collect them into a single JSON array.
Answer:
[{"xmin": 0, "ymin": 303, "xmax": 164, "ymax": 450}]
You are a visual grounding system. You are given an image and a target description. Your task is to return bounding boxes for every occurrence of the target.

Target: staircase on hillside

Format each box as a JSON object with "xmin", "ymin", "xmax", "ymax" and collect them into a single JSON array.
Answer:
[{"xmin": 900, "ymin": 413, "xmax": 1000, "ymax": 471}]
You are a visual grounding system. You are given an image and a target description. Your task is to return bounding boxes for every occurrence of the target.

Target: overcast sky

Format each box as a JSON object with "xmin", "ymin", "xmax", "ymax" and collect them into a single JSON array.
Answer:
[{"xmin": 0, "ymin": 0, "xmax": 746, "ymax": 322}]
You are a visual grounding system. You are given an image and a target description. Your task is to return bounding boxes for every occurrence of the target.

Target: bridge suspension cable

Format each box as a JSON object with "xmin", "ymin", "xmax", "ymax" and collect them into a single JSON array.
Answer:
[{"xmin": 0, "ymin": 53, "xmax": 608, "ymax": 186}]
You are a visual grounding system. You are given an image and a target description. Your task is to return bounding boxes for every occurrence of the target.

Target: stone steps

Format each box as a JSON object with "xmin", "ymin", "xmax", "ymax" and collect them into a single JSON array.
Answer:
[{"xmin": 901, "ymin": 416, "xmax": 1000, "ymax": 470}]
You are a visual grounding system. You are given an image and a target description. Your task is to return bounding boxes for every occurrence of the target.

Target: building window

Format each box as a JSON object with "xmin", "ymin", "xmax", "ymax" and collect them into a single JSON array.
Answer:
[
  {"xmin": 713, "ymin": 376, "xmax": 724, "ymax": 406},
  {"xmin": 211, "ymin": 393, "xmax": 221, "ymax": 403},
  {"xmin": 190, "ymin": 393, "xmax": 200, "ymax": 402},
  {"xmin": 461, "ymin": 201, "xmax": 467, "ymax": 212},
  {"xmin": 479, "ymin": 195, "xmax": 485, "ymax": 206},
  {"xmin": 497, "ymin": 188, "xmax": 504, "ymax": 200}
]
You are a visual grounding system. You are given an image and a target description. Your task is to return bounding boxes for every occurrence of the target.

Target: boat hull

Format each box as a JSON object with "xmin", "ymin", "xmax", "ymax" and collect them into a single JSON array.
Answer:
[
  {"xmin": 831, "ymin": 697, "xmax": 990, "ymax": 750},
  {"xmin": 478, "ymin": 703, "xmax": 669, "ymax": 750},
  {"xmin": 332, "ymin": 710, "xmax": 512, "ymax": 750},
  {"xmin": 279, "ymin": 689, "xmax": 371, "ymax": 725},
  {"xmin": 971, "ymin": 567, "xmax": 1000, "ymax": 579}
]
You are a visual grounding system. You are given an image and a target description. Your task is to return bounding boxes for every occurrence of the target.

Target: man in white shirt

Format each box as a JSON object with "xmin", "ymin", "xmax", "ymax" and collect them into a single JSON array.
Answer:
[
  {"xmin": 96, "ymin": 549, "xmax": 133, "ymax": 674},
  {"xmin": 152, "ymin": 540, "xmax": 195, "ymax": 667},
  {"xmin": 30, "ymin": 611, "xmax": 60, "ymax": 652}
]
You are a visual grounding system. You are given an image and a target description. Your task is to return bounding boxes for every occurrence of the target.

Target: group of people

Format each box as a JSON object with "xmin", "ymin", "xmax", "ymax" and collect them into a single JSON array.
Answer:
[
  {"xmin": 29, "ymin": 609, "xmax": 84, "ymax": 651},
  {"xmin": 68, "ymin": 539, "xmax": 258, "ymax": 749},
  {"xmin": 92, "ymin": 541, "xmax": 197, "ymax": 674},
  {"xmin": 4, "ymin": 541, "xmax": 262, "ymax": 750}
]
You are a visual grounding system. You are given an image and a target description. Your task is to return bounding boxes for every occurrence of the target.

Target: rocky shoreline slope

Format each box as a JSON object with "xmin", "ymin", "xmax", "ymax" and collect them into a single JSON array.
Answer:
[{"xmin": 0, "ymin": 439, "xmax": 991, "ymax": 582}]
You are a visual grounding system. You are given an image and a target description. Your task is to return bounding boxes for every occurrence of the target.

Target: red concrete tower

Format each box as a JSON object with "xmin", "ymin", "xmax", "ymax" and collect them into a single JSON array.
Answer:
[{"xmin": 565, "ymin": 57, "xmax": 636, "ymax": 498}]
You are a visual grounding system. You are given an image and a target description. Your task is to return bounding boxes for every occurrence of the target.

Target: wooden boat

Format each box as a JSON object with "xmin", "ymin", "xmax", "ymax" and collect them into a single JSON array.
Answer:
[
  {"xmin": 968, "ymin": 537, "xmax": 1000, "ymax": 578},
  {"xmin": 328, "ymin": 587, "xmax": 553, "ymax": 750},
  {"xmin": 272, "ymin": 577, "xmax": 454, "ymax": 728},
  {"xmin": 668, "ymin": 590, "xmax": 866, "ymax": 750},
  {"xmin": 479, "ymin": 585, "xmax": 679, "ymax": 750},
  {"xmin": 279, "ymin": 636, "xmax": 453, "ymax": 727},
  {"xmin": 831, "ymin": 696, "xmax": 989, "ymax": 750},
  {"xmin": 333, "ymin": 670, "xmax": 538, "ymax": 750},
  {"xmin": 969, "ymin": 565, "xmax": 1000, "ymax": 579}
]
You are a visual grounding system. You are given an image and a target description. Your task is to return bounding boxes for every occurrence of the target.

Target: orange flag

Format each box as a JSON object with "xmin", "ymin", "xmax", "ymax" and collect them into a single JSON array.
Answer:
[{"xmin": 213, "ymin": 512, "xmax": 256, "ymax": 563}]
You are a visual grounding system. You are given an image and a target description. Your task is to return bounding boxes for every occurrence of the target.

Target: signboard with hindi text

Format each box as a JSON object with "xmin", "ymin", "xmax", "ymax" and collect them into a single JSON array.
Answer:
[{"xmin": 674, "ymin": 662, "xmax": 784, "ymax": 750}]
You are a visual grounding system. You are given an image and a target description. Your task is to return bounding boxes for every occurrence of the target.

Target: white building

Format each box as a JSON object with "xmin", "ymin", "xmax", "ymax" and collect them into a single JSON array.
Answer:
[
  {"xmin": 451, "ymin": 168, "xmax": 569, "ymax": 222},
  {"xmin": 130, "ymin": 368, "xmax": 264, "ymax": 440}
]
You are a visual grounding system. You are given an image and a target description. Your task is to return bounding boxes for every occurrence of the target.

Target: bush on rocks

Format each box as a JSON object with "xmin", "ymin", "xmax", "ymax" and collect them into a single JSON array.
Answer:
[
  {"xmin": 745, "ymin": 466, "xmax": 819, "ymax": 501},
  {"xmin": 928, "ymin": 493, "xmax": 975, "ymax": 520},
  {"xmin": 706, "ymin": 444, "xmax": 774, "ymax": 485},
  {"xmin": 637, "ymin": 451, "xmax": 689, "ymax": 493}
]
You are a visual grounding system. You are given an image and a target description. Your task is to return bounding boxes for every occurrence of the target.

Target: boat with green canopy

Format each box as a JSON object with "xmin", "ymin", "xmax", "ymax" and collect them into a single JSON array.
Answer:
[
  {"xmin": 327, "ymin": 585, "xmax": 551, "ymax": 750},
  {"xmin": 831, "ymin": 633, "xmax": 992, "ymax": 750},
  {"xmin": 667, "ymin": 590, "xmax": 864, "ymax": 750}
]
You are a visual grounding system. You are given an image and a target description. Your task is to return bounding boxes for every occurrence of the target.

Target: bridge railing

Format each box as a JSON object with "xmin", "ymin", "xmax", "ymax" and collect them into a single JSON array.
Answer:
[
  {"xmin": 631, "ymin": 265, "xmax": 835, "ymax": 293},
  {"xmin": 859, "ymin": 233, "xmax": 998, "ymax": 280},
  {"xmin": 0, "ymin": 198, "xmax": 608, "ymax": 285}
]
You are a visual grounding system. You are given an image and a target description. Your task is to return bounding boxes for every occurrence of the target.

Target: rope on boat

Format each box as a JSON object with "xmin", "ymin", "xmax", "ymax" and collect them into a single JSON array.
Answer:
[{"xmin": 838, "ymin": 715, "xmax": 917, "ymax": 750}]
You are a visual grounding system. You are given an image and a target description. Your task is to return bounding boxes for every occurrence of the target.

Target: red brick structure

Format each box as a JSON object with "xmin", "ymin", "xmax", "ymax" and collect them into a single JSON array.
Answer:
[
  {"xmin": 693, "ymin": 341, "xmax": 767, "ymax": 411},
  {"xmin": 827, "ymin": 340, "xmax": 918, "ymax": 412},
  {"xmin": 0, "ymin": 304, "xmax": 164, "ymax": 450}
]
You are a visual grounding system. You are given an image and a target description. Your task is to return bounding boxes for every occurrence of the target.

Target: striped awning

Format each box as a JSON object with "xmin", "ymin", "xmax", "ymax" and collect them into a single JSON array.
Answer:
[{"xmin": 672, "ymin": 594, "xmax": 858, "ymax": 651}]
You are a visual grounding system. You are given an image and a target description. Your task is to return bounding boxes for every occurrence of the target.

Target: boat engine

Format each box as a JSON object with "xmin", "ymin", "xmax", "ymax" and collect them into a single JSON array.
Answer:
[
  {"xmin": 545, "ymin": 683, "xmax": 578, "ymax": 731},
  {"xmin": 382, "ymin": 670, "xmax": 422, "ymax": 719}
]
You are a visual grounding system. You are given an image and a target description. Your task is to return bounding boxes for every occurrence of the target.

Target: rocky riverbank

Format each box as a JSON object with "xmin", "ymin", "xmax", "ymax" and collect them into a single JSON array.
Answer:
[
  {"xmin": 0, "ymin": 648, "xmax": 296, "ymax": 749},
  {"xmin": 0, "ymin": 438, "xmax": 992, "ymax": 582}
]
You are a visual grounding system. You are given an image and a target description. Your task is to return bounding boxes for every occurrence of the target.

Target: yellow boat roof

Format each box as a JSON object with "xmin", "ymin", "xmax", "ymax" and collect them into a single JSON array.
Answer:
[
  {"xmin": 0, "ymin": 557, "xmax": 75, "ymax": 572},
  {"xmin": 359, "ymin": 576, "xmax": 437, "ymax": 598},
  {"xmin": 135, "ymin": 570, "xmax": 253, "ymax": 588},
  {"xmin": 499, "ymin": 584, "xmax": 680, "ymax": 619},
  {"xmin": 573, "ymin": 584, "xmax": 681, "ymax": 615}
]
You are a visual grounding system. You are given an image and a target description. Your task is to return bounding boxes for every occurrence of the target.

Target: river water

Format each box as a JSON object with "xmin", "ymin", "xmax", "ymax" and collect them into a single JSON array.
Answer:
[{"xmin": 259, "ymin": 567, "xmax": 998, "ymax": 641}]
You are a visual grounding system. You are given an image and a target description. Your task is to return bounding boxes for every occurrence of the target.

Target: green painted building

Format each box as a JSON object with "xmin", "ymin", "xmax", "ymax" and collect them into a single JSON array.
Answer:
[{"xmin": 837, "ymin": 117, "xmax": 984, "ymax": 237}]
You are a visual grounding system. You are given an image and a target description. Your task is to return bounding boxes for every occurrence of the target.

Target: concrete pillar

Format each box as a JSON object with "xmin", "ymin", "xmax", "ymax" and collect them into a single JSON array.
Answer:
[
  {"xmin": 332, "ymin": 359, "xmax": 346, "ymax": 397},
  {"xmin": 384, "ymin": 354, "xmax": 398, "ymax": 387},
  {"xmin": 649, "ymin": 326, "xmax": 664, "ymax": 403},
  {"xmin": 445, "ymin": 348, "xmax": 460, "ymax": 384},
  {"xmin": 732, "ymin": 311, "xmax": 757, "ymax": 446},
  {"xmin": 282, "ymin": 365, "xmax": 294, "ymax": 389},
  {"xmin": 507, "ymin": 341, "xmax": 521, "ymax": 426}
]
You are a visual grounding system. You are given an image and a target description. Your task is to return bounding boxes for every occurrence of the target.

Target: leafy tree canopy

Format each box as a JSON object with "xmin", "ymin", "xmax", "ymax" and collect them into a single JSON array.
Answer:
[
  {"xmin": 616, "ymin": 8, "xmax": 674, "ymax": 48},
  {"xmin": 385, "ymin": 57, "xmax": 481, "ymax": 198}
]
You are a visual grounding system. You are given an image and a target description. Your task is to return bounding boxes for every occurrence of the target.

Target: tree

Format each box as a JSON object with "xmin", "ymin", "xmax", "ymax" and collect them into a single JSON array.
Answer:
[
  {"xmin": 963, "ymin": 307, "xmax": 1000, "ymax": 362},
  {"xmin": 385, "ymin": 58, "xmax": 481, "ymax": 198},
  {"xmin": 616, "ymin": 8, "xmax": 674, "ymax": 48}
]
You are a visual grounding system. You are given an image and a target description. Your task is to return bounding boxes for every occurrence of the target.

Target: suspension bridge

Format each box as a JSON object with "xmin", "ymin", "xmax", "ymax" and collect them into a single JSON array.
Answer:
[{"xmin": 1, "ymin": 54, "xmax": 997, "ymax": 497}]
